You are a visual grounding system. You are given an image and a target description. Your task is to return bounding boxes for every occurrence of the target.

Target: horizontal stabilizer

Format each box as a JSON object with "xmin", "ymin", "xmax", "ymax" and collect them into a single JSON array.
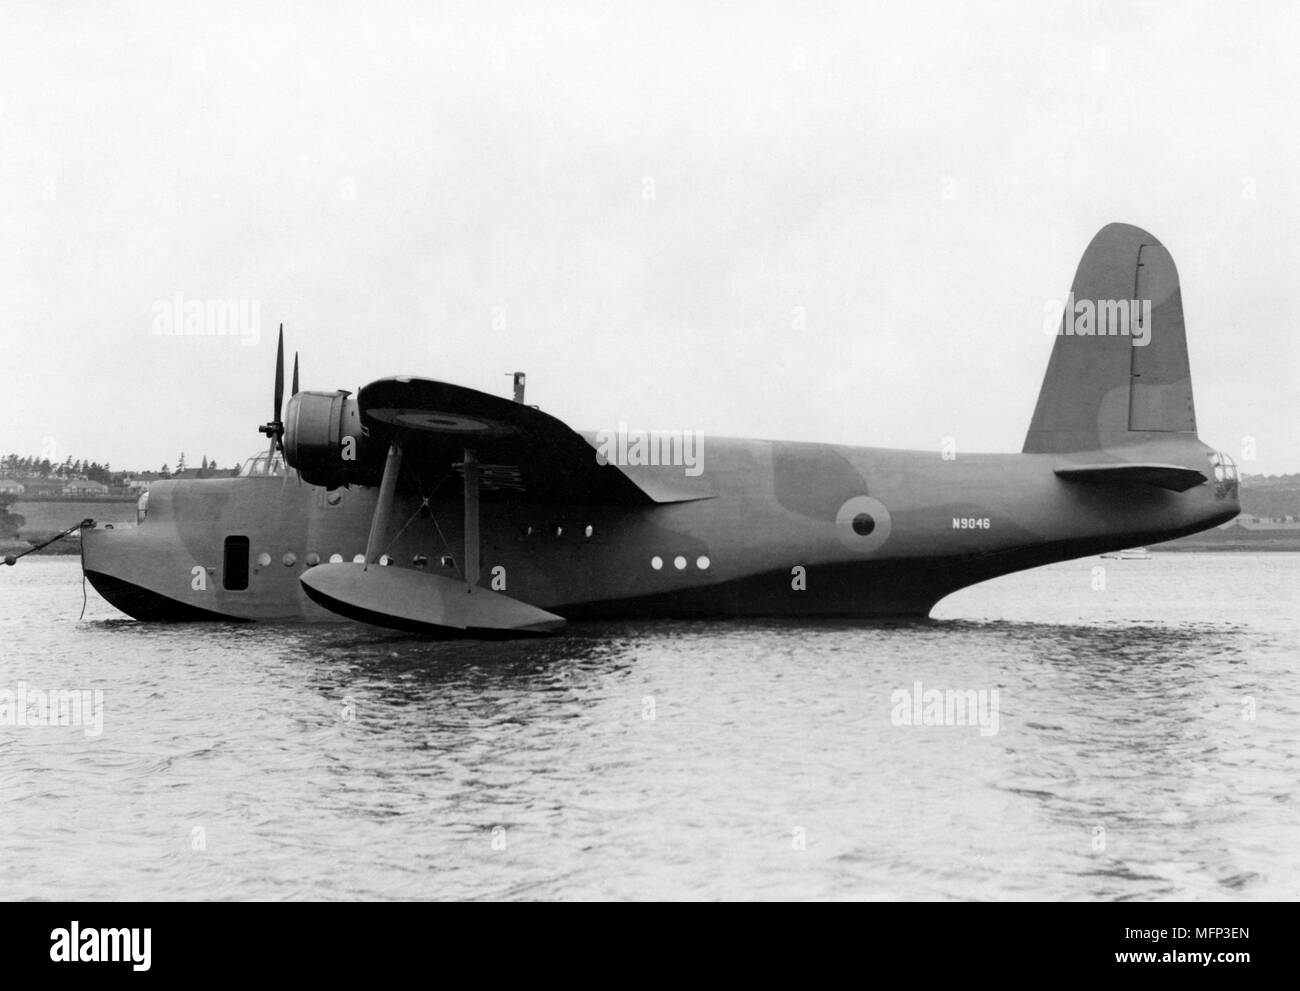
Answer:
[
  {"xmin": 301, "ymin": 564, "xmax": 565, "ymax": 637},
  {"xmin": 1054, "ymin": 462, "xmax": 1207, "ymax": 492}
]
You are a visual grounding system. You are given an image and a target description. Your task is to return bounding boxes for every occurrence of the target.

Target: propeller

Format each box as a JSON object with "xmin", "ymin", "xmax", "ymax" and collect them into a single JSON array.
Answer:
[{"xmin": 257, "ymin": 324, "xmax": 286, "ymax": 459}]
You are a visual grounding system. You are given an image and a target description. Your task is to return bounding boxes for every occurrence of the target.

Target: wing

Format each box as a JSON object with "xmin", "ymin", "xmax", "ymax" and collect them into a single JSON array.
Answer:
[{"xmin": 358, "ymin": 377, "xmax": 713, "ymax": 505}]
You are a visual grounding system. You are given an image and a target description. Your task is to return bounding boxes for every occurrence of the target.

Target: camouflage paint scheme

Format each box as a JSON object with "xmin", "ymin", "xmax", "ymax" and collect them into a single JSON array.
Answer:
[{"xmin": 81, "ymin": 223, "xmax": 1240, "ymax": 627}]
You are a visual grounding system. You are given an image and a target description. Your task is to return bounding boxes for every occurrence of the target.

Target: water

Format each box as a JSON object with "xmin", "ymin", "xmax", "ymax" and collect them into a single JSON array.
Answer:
[{"xmin": 1, "ymin": 554, "xmax": 1297, "ymax": 900}]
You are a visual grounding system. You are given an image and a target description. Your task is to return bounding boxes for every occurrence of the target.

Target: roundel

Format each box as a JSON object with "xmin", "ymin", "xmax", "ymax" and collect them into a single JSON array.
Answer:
[{"xmin": 835, "ymin": 495, "xmax": 892, "ymax": 552}]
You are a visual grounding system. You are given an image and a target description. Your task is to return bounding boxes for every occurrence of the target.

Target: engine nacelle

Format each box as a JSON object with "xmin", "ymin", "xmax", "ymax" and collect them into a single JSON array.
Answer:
[{"xmin": 283, "ymin": 390, "xmax": 384, "ymax": 487}]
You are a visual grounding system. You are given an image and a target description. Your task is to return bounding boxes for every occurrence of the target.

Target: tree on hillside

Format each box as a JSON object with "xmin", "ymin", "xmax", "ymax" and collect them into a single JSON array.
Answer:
[{"xmin": 0, "ymin": 493, "xmax": 26, "ymax": 539}]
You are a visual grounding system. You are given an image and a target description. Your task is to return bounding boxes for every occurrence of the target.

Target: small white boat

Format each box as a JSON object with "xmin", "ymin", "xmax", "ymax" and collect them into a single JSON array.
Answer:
[{"xmin": 1100, "ymin": 546, "xmax": 1151, "ymax": 560}]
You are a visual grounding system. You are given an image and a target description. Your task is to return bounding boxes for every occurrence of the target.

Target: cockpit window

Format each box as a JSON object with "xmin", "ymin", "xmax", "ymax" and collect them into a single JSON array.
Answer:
[
  {"xmin": 238, "ymin": 452, "xmax": 287, "ymax": 477},
  {"xmin": 136, "ymin": 490, "xmax": 149, "ymax": 524}
]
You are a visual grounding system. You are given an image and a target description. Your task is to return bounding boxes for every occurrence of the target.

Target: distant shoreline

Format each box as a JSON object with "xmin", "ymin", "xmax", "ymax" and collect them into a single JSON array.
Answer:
[{"xmin": 7, "ymin": 495, "xmax": 137, "ymax": 504}]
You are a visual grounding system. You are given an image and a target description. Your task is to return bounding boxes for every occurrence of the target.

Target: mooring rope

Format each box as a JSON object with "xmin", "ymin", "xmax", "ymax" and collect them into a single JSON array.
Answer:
[{"xmin": 3, "ymin": 517, "xmax": 95, "ymax": 567}]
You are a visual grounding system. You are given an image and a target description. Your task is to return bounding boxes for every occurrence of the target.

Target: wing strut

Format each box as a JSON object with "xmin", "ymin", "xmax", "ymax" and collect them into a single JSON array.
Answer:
[
  {"xmin": 463, "ymin": 448, "xmax": 480, "ymax": 589},
  {"xmin": 364, "ymin": 441, "xmax": 403, "ymax": 568},
  {"xmin": 299, "ymin": 437, "xmax": 564, "ymax": 636}
]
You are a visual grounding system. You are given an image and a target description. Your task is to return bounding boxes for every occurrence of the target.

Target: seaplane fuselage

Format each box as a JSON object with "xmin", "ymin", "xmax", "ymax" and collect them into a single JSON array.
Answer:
[{"xmin": 79, "ymin": 223, "xmax": 1242, "ymax": 634}]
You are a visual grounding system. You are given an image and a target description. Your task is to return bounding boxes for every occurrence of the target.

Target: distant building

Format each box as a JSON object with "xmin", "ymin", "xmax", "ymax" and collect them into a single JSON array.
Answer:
[
  {"xmin": 16, "ymin": 477, "xmax": 65, "ymax": 497},
  {"xmin": 63, "ymin": 479, "xmax": 109, "ymax": 496},
  {"xmin": 0, "ymin": 480, "xmax": 24, "ymax": 495},
  {"xmin": 1229, "ymin": 516, "xmax": 1300, "ymax": 531},
  {"xmin": 173, "ymin": 467, "xmax": 239, "ymax": 480}
]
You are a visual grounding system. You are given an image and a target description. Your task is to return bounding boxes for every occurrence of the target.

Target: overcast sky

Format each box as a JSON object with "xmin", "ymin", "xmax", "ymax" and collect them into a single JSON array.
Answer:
[{"xmin": 2, "ymin": 1, "xmax": 1297, "ymax": 475}]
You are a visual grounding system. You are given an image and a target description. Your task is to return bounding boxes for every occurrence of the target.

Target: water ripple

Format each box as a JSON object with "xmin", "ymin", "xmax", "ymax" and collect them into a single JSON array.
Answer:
[{"xmin": 0, "ymin": 554, "xmax": 1297, "ymax": 899}]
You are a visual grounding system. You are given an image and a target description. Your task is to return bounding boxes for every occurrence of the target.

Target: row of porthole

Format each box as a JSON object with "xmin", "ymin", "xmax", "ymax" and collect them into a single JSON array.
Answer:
[
  {"xmin": 263, "ymin": 531, "xmax": 603, "ymax": 569},
  {"xmin": 261, "ymin": 552, "xmax": 395, "ymax": 569},
  {"xmin": 260, "ymin": 550, "xmax": 710, "ymax": 572},
  {"xmin": 261, "ymin": 553, "xmax": 481, "ymax": 570},
  {"xmin": 521, "ymin": 524, "xmax": 596, "ymax": 538},
  {"xmin": 651, "ymin": 555, "xmax": 710, "ymax": 571}
]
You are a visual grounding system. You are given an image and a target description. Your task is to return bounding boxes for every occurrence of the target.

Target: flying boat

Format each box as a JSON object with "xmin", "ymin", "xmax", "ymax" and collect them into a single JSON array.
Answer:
[{"xmin": 79, "ymin": 223, "xmax": 1241, "ymax": 636}]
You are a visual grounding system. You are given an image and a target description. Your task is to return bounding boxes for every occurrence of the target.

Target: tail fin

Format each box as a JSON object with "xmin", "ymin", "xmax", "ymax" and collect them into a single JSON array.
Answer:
[{"xmin": 1023, "ymin": 223, "xmax": 1198, "ymax": 454}]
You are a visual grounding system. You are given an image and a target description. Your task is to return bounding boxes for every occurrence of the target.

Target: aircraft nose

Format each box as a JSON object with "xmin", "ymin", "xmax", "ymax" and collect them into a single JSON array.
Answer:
[
  {"xmin": 80, "ymin": 521, "xmax": 147, "ymax": 582},
  {"xmin": 78, "ymin": 523, "xmax": 110, "ymax": 580}
]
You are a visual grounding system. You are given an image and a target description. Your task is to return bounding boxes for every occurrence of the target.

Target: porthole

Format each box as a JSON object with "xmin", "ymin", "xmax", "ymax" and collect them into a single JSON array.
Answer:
[
  {"xmin": 329, "ymin": 553, "xmax": 343, "ymax": 564},
  {"xmin": 256, "ymin": 552, "xmax": 272, "ymax": 568},
  {"xmin": 651, "ymin": 556, "xmax": 663, "ymax": 570},
  {"xmin": 352, "ymin": 554, "xmax": 365, "ymax": 564},
  {"xmin": 584, "ymin": 525, "xmax": 594, "ymax": 539},
  {"xmin": 305, "ymin": 552, "xmax": 320, "ymax": 567},
  {"xmin": 697, "ymin": 556, "xmax": 710, "ymax": 570},
  {"xmin": 674, "ymin": 556, "xmax": 687, "ymax": 570},
  {"xmin": 413, "ymin": 554, "xmax": 428, "ymax": 569},
  {"xmin": 379, "ymin": 554, "xmax": 392, "ymax": 566},
  {"xmin": 282, "ymin": 552, "xmax": 297, "ymax": 567}
]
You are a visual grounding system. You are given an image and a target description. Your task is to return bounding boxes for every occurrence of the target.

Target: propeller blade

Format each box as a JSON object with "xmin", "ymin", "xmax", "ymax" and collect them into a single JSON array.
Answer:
[
  {"xmin": 257, "ymin": 323, "xmax": 289, "ymax": 459},
  {"xmin": 292, "ymin": 351, "xmax": 299, "ymax": 396},
  {"xmin": 273, "ymin": 324, "xmax": 285, "ymax": 421}
]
